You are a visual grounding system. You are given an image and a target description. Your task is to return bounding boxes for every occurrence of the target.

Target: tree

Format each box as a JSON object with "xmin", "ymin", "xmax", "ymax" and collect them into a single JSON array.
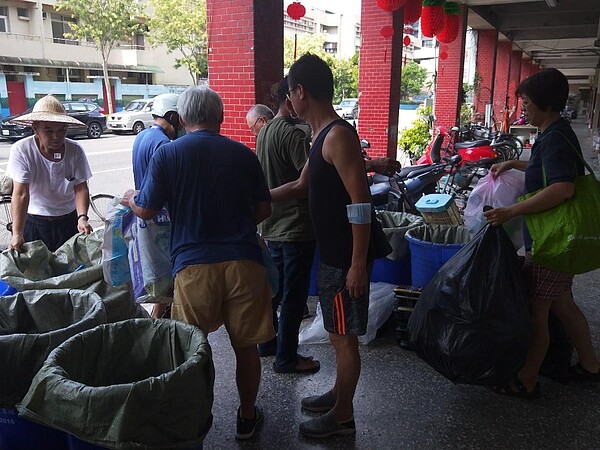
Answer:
[
  {"xmin": 400, "ymin": 61, "xmax": 428, "ymax": 100},
  {"xmin": 284, "ymin": 34, "xmax": 358, "ymax": 104},
  {"xmin": 147, "ymin": 0, "xmax": 208, "ymax": 84},
  {"xmin": 56, "ymin": 0, "xmax": 146, "ymax": 114}
]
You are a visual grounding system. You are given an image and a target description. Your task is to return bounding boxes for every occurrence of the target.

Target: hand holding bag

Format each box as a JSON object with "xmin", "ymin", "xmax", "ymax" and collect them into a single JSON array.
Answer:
[{"xmin": 519, "ymin": 131, "xmax": 600, "ymax": 275}]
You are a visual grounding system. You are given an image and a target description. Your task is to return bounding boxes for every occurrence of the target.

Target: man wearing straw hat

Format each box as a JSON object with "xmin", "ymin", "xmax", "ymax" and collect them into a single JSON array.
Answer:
[{"xmin": 6, "ymin": 95, "xmax": 93, "ymax": 252}]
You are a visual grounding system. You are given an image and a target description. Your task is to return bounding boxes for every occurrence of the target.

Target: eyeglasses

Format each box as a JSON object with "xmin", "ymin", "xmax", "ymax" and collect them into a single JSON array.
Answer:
[
  {"xmin": 249, "ymin": 116, "xmax": 264, "ymax": 135},
  {"xmin": 286, "ymin": 85, "xmax": 298, "ymax": 101}
]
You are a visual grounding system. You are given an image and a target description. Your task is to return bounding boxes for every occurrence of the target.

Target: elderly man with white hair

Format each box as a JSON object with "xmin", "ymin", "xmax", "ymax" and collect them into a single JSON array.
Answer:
[{"xmin": 123, "ymin": 85, "xmax": 275, "ymax": 441}]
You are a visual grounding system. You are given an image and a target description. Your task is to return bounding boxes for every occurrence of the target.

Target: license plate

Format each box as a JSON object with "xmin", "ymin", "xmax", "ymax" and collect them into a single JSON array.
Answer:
[{"xmin": 1, "ymin": 130, "xmax": 9, "ymax": 136}]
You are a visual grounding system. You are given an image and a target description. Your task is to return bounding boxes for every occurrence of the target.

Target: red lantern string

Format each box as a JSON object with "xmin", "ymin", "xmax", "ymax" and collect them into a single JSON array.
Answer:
[
  {"xmin": 376, "ymin": 0, "xmax": 407, "ymax": 12},
  {"xmin": 287, "ymin": 2, "xmax": 306, "ymax": 60},
  {"xmin": 380, "ymin": 26, "xmax": 394, "ymax": 63},
  {"xmin": 436, "ymin": 2, "xmax": 460, "ymax": 43},
  {"xmin": 380, "ymin": 26, "xmax": 394, "ymax": 39},
  {"xmin": 403, "ymin": 35, "xmax": 411, "ymax": 46},
  {"xmin": 403, "ymin": 0, "xmax": 422, "ymax": 24},
  {"xmin": 421, "ymin": 0, "xmax": 445, "ymax": 38}
]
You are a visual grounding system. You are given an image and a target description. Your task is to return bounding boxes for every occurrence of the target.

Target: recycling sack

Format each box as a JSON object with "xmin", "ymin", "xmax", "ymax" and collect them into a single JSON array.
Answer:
[
  {"xmin": 0, "ymin": 232, "xmax": 145, "ymax": 322},
  {"xmin": 17, "ymin": 319, "xmax": 214, "ymax": 449},
  {"xmin": 408, "ymin": 224, "xmax": 530, "ymax": 385},
  {"xmin": 0, "ymin": 290, "xmax": 107, "ymax": 408}
]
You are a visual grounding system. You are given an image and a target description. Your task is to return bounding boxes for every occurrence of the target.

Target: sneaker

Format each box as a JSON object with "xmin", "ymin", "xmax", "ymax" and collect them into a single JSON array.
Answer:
[
  {"xmin": 299, "ymin": 410, "xmax": 355, "ymax": 438},
  {"xmin": 301, "ymin": 390, "xmax": 335, "ymax": 412},
  {"xmin": 235, "ymin": 404, "xmax": 264, "ymax": 440}
]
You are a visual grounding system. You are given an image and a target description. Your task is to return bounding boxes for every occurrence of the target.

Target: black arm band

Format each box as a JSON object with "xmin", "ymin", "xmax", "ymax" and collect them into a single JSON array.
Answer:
[{"xmin": 77, "ymin": 214, "xmax": 89, "ymax": 221}]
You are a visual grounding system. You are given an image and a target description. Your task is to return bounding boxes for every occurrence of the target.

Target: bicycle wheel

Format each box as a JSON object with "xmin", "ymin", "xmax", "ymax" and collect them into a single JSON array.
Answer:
[
  {"xmin": 89, "ymin": 193, "xmax": 116, "ymax": 227},
  {"xmin": 0, "ymin": 197, "xmax": 13, "ymax": 250}
]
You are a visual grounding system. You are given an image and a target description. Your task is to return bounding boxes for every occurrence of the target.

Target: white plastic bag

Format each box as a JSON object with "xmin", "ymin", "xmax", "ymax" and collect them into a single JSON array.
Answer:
[
  {"xmin": 126, "ymin": 209, "xmax": 173, "ymax": 304},
  {"xmin": 298, "ymin": 282, "xmax": 397, "ymax": 345},
  {"xmin": 101, "ymin": 204, "xmax": 134, "ymax": 287},
  {"xmin": 464, "ymin": 169, "xmax": 525, "ymax": 250}
]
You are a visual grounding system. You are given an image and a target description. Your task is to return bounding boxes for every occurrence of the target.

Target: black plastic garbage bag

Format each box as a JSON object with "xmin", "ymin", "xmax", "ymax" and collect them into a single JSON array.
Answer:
[
  {"xmin": 17, "ymin": 318, "xmax": 214, "ymax": 449},
  {"xmin": 0, "ymin": 289, "xmax": 107, "ymax": 408},
  {"xmin": 408, "ymin": 224, "xmax": 530, "ymax": 386}
]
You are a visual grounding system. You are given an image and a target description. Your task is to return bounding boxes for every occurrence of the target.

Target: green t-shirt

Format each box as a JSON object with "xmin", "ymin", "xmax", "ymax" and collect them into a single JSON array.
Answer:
[{"xmin": 256, "ymin": 116, "xmax": 314, "ymax": 241}]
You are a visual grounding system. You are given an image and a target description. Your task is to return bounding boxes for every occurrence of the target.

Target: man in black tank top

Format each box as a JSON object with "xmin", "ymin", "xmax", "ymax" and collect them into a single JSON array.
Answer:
[{"xmin": 270, "ymin": 54, "xmax": 373, "ymax": 439}]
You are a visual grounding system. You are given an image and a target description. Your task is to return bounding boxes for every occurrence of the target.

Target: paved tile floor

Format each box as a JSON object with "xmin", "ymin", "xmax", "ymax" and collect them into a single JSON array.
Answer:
[{"xmin": 202, "ymin": 119, "xmax": 600, "ymax": 450}]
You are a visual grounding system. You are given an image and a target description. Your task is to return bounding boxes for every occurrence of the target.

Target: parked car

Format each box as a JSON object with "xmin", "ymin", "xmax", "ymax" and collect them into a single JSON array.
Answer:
[
  {"xmin": 107, "ymin": 99, "xmax": 154, "ymax": 135},
  {"xmin": 338, "ymin": 98, "xmax": 359, "ymax": 119},
  {"xmin": 0, "ymin": 101, "xmax": 107, "ymax": 141}
]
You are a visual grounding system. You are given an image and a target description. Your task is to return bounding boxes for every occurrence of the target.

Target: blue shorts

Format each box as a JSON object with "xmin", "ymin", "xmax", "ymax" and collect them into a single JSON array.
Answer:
[{"xmin": 317, "ymin": 262, "xmax": 369, "ymax": 336}]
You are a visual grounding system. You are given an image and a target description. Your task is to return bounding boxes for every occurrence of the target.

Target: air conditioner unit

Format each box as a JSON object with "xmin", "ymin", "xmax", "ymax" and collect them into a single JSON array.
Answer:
[{"xmin": 42, "ymin": 11, "xmax": 47, "ymax": 19}]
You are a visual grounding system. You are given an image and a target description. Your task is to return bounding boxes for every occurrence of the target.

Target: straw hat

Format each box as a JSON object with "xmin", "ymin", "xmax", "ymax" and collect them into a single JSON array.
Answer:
[{"xmin": 10, "ymin": 95, "xmax": 86, "ymax": 127}]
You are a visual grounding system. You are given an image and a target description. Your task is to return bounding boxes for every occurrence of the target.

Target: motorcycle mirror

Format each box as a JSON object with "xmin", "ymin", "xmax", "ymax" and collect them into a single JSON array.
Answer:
[{"xmin": 360, "ymin": 139, "xmax": 371, "ymax": 149}]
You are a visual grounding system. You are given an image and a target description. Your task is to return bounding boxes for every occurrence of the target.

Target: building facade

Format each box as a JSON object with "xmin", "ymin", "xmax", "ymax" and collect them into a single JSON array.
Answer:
[{"xmin": 0, "ymin": 0, "xmax": 192, "ymax": 116}]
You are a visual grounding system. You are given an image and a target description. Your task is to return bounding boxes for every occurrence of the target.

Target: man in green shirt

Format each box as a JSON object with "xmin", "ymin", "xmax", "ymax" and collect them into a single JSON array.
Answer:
[{"xmin": 255, "ymin": 77, "xmax": 320, "ymax": 374}]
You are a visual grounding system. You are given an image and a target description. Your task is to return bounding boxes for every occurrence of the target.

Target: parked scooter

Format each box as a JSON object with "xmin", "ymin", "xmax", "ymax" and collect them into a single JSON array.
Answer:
[
  {"xmin": 366, "ymin": 135, "xmax": 462, "ymax": 213},
  {"xmin": 417, "ymin": 126, "xmax": 508, "ymax": 166}
]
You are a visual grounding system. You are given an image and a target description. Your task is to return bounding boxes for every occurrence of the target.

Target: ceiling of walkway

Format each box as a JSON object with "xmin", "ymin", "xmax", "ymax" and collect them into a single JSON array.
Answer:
[{"xmin": 464, "ymin": 0, "xmax": 600, "ymax": 87}]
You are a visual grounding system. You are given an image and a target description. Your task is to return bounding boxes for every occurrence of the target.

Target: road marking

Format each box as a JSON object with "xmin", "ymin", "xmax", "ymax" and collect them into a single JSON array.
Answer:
[
  {"xmin": 94, "ymin": 167, "xmax": 131, "ymax": 174},
  {"xmin": 85, "ymin": 149, "xmax": 132, "ymax": 157}
]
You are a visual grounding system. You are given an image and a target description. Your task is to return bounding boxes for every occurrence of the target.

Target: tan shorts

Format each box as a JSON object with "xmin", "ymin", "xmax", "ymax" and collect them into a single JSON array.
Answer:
[{"xmin": 172, "ymin": 260, "xmax": 275, "ymax": 348}]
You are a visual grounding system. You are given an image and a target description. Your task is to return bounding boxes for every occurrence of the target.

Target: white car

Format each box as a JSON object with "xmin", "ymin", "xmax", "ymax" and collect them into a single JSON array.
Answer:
[
  {"xmin": 107, "ymin": 99, "xmax": 154, "ymax": 135},
  {"xmin": 337, "ymin": 98, "xmax": 359, "ymax": 119}
]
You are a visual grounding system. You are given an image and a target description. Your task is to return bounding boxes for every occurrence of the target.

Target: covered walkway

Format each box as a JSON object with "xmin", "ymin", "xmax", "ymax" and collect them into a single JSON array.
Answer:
[{"xmin": 202, "ymin": 119, "xmax": 600, "ymax": 449}]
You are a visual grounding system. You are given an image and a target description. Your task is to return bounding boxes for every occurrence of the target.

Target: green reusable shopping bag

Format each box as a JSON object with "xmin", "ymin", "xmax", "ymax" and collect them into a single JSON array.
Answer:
[{"xmin": 519, "ymin": 132, "xmax": 600, "ymax": 275}]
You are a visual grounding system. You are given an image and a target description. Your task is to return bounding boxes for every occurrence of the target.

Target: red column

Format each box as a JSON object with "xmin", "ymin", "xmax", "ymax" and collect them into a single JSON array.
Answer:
[
  {"xmin": 357, "ymin": 2, "xmax": 403, "ymax": 159},
  {"xmin": 520, "ymin": 59, "xmax": 533, "ymax": 81},
  {"xmin": 493, "ymin": 40, "xmax": 512, "ymax": 131},
  {"xmin": 433, "ymin": 5, "xmax": 468, "ymax": 128},
  {"xmin": 507, "ymin": 50, "xmax": 522, "ymax": 123},
  {"xmin": 206, "ymin": 0, "xmax": 283, "ymax": 147},
  {"xmin": 473, "ymin": 29, "xmax": 498, "ymax": 122}
]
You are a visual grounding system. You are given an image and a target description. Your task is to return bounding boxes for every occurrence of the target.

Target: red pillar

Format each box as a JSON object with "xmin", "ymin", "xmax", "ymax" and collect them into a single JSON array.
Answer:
[
  {"xmin": 206, "ymin": 0, "xmax": 283, "ymax": 147},
  {"xmin": 473, "ymin": 29, "xmax": 498, "ymax": 122},
  {"xmin": 433, "ymin": 5, "xmax": 468, "ymax": 128},
  {"xmin": 493, "ymin": 40, "xmax": 512, "ymax": 131},
  {"xmin": 520, "ymin": 59, "xmax": 533, "ymax": 81},
  {"xmin": 357, "ymin": 2, "xmax": 403, "ymax": 159},
  {"xmin": 507, "ymin": 50, "xmax": 522, "ymax": 123}
]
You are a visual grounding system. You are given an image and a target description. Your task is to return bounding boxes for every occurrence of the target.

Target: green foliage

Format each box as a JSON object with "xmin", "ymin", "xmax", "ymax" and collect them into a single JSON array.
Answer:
[
  {"xmin": 56, "ymin": 0, "xmax": 146, "ymax": 113},
  {"xmin": 147, "ymin": 0, "xmax": 207, "ymax": 84},
  {"xmin": 400, "ymin": 61, "xmax": 428, "ymax": 100},
  {"xmin": 398, "ymin": 105, "xmax": 432, "ymax": 160},
  {"xmin": 459, "ymin": 102, "xmax": 473, "ymax": 126},
  {"xmin": 284, "ymin": 34, "xmax": 358, "ymax": 104}
]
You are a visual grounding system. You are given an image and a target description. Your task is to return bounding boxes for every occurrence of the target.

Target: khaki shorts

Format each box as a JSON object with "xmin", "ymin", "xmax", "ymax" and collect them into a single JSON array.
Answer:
[{"xmin": 172, "ymin": 260, "xmax": 275, "ymax": 348}]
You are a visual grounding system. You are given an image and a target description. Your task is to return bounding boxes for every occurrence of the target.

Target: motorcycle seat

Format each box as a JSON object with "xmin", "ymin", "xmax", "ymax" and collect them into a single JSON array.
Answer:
[
  {"xmin": 454, "ymin": 140, "xmax": 491, "ymax": 149},
  {"xmin": 397, "ymin": 164, "xmax": 430, "ymax": 179}
]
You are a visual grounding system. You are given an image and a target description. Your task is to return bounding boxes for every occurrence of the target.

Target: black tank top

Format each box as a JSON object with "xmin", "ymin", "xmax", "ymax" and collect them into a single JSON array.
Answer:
[{"xmin": 309, "ymin": 119, "xmax": 360, "ymax": 269}]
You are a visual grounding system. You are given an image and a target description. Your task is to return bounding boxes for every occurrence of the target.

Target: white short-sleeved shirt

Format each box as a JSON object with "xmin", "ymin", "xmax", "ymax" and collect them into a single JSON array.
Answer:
[{"xmin": 6, "ymin": 135, "xmax": 93, "ymax": 216}]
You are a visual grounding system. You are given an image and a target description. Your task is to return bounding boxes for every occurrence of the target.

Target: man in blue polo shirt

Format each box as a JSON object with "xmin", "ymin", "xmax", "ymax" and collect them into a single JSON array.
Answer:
[{"xmin": 123, "ymin": 86, "xmax": 275, "ymax": 441}]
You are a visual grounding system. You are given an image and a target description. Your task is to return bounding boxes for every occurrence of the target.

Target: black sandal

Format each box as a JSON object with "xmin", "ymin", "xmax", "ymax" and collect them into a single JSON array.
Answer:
[
  {"xmin": 569, "ymin": 363, "xmax": 600, "ymax": 382},
  {"xmin": 492, "ymin": 376, "xmax": 541, "ymax": 400}
]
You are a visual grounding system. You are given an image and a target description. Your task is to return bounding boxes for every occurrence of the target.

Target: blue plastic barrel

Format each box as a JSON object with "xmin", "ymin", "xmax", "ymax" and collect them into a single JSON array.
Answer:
[
  {"xmin": 371, "ymin": 255, "xmax": 411, "ymax": 286},
  {"xmin": 0, "ymin": 408, "xmax": 67, "ymax": 450},
  {"xmin": 0, "ymin": 280, "xmax": 17, "ymax": 296},
  {"xmin": 405, "ymin": 225, "xmax": 470, "ymax": 288}
]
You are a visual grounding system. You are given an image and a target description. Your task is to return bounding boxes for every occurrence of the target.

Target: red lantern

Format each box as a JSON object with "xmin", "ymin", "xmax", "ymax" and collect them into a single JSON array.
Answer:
[
  {"xmin": 380, "ymin": 26, "xmax": 394, "ymax": 39},
  {"xmin": 287, "ymin": 2, "xmax": 306, "ymax": 20},
  {"xmin": 403, "ymin": 0, "xmax": 422, "ymax": 25},
  {"xmin": 376, "ymin": 0, "xmax": 407, "ymax": 12},
  {"xmin": 439, "ymin": 51, "xmax": 448, "ymax": 60},
  {"xmin": 403, "ymin": 35, "xmax": 411, "ymax": 46},
  {"xmin": 421, "ymin": 0, "xmax": 445, "ymax": 38},
  {"xmin": 436, "ymin": 2, "xmax": 460, "ymax": 43}
]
